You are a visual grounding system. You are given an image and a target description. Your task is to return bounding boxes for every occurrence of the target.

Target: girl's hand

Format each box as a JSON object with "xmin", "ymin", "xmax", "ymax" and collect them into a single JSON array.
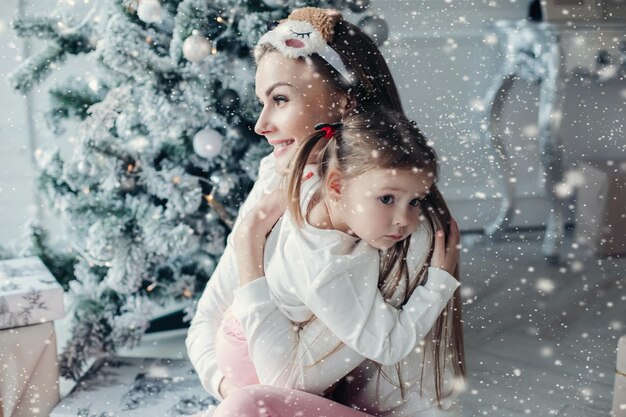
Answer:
[{"xmin": 430, "ymin": 218, "xmax": 460, "ymax": 276}]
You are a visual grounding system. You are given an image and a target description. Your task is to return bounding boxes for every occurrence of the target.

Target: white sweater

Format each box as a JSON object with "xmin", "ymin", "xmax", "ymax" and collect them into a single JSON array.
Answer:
[
  {"xmin": 186, "ymin": 154, "xmax": 463, "ymax": 416},
  {"xmin": 261, "ymin": 169, "xmax": 458, "ymax": 366}
]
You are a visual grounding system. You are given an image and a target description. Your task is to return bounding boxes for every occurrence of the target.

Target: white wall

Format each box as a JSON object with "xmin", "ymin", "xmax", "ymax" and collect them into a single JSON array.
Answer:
[{"xmin": 1, "ymin": 0, "xmax": 624, "ymax": 243}]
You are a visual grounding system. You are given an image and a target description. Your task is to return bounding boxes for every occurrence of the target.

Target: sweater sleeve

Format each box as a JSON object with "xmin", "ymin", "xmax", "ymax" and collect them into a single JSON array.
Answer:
[
  {"xmin": 305, "ymin": 251, "xmax": 459, "ymax": 365},
  {"xmin": 231, "ymin": 278, "xmax": 366, "ymax": 395},
  {"xmin": 185, "ymin": 154, "xmax": 275, "ymax": 398}
]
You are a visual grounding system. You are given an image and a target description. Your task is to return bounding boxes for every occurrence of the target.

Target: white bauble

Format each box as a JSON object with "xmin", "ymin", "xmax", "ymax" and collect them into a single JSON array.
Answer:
[
  {"xmin": 193, "ymin": 128, "xmax": 223, "ymax": 159},
  {"xmin": 183, "ymin": 30, "xmax": 212, "ymax": 63},
  {"xmin": 137, "ymin": 0, "xmax": 162, "ymax": 23}
]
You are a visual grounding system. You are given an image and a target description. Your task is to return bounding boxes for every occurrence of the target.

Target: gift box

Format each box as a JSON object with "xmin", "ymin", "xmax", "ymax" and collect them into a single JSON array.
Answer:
[
  {"xmin": 0, "ymin": 321, "xmax": 61, "ymax": 417},
  {"xmin": 0, "ymin": 257, "xmax": 65, "ymax": 417},
  {"xmin": 0, "ymin": 256, "xmax": 64, "ymax": 329},
  {"xmin": 614, "ymin": 335, "xmax": 626, "ymax": 417},
  {"xmin": 50, "ymin": 357, "xmax": 218, "ymax": 417},
  {"xmin": 575, "ymin": 161, "xmax": 626, "ymax": 257}
]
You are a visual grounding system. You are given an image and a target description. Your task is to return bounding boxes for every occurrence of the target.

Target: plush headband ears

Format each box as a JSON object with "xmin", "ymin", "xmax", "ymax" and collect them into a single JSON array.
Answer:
[{"xmin": 255, "ymin": 8, "xmax": 353, "ymax": 84}]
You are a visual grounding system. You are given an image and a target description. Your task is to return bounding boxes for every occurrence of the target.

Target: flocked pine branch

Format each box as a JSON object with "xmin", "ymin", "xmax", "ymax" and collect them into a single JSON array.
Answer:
[{"xmin": 10, "ymin": 0, "xmax": 349, "ymax": 380}]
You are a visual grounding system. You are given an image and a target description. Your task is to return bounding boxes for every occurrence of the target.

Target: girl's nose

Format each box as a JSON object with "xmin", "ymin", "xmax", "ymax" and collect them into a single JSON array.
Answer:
[{"xmin": 394, "ymin": 209, "xmax": 409, "ymax": 226}]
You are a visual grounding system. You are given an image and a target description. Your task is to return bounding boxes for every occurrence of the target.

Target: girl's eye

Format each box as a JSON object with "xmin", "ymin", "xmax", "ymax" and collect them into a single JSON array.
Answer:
[
  {"xmin": 409, "ymin": 198, "xmax": 421, "ymax": 207},
  {"xmin": 379, "ymin": 195, "xmax": 394, "ymax": 205}
]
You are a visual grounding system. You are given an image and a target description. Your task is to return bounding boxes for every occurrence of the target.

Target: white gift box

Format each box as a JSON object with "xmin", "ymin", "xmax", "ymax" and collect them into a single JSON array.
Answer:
[
  {"xmin": 0, "ymin": 321, "xmax": 60, "ymax": 417},
  {"xmin": 0, "ymin": 256, "xmax": 64, "ymax": 330},
  {"xmin": 50, "ymin": 357, "xmax": 217, "ymax": 417},
  {"xmin": 614, "ymin": 335, "xmax": 626, "ymax": 417}
]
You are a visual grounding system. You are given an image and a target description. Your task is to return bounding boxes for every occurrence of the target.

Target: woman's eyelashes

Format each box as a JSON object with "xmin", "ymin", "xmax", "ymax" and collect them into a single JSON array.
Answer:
[
  {"xmin": 273, "ymin": 95, "xmax": 288, "ymax": 105},
  {"xmin": 257, "ymin": 95, "xmax": 289, "ymax": 107}
]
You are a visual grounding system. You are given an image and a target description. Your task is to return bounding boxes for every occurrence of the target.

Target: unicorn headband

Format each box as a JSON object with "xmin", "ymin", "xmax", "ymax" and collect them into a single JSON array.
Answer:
[{"xmin": 255, "ymin": 8, "xmax": 354, "ymax": 84}]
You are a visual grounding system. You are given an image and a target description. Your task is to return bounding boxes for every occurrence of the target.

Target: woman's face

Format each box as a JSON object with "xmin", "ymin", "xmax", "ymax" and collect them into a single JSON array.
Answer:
[{"xmin": 255, "ymin": 52, "xmax": 346, "ymax": 175}]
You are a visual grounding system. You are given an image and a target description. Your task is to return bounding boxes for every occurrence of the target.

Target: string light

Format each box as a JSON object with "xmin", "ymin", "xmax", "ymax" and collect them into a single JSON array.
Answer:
[{"xmin": 204, "ymin": 192, "xmax": 234, "ymax": 228}]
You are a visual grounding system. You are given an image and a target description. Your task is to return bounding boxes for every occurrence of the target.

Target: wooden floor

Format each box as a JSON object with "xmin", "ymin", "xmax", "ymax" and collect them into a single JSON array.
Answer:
[{"xmin": 457, "ymin": 230, "xmax": 624, "ymax": 416}]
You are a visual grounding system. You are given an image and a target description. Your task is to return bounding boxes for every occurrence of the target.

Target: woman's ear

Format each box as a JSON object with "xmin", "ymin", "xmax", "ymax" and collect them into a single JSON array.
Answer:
[
  {"xmin": 338, "ymin": 93, "xmax": 357, "ymax": 116},
  {"xmin": 325, "ymin": 168, "xmax": 342, "ymax": 201}
]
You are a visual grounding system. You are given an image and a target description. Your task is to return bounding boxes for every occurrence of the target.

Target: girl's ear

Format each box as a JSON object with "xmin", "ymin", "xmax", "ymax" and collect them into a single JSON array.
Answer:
[{"xmin": 325, "ymin": 168, "xmax": 342, "ymax": 201}]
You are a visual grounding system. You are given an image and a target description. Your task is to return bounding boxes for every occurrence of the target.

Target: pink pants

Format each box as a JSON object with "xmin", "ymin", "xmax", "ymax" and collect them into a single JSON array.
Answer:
[
  {"xmin": 215, "ymin": 308, "xmax": 260, "ymax": 387},
  {"xmin": 213, "ymin": 384, "xmax": 374, "ymax": 417},
  {"xmin": 211, "ymin": 309, "xmax": 374, "ymax": 417}
]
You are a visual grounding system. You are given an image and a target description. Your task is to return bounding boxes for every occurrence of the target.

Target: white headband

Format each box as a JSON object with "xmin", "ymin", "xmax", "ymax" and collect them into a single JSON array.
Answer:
[{"xmin": 255, "ymin": 19, "xmax": 353, "ymax": 84}]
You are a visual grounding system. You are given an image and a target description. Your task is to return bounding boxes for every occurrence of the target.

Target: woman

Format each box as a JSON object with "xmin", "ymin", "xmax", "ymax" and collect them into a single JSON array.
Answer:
[{"xmin": 186, "ymin": 7, "xmax": 465, "ymax": 416}]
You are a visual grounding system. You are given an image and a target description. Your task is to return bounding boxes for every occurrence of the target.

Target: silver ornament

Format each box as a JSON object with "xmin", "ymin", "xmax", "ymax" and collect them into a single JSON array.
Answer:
[
  {"xmin": 193, "ymin": 127, "xmax": 223, "ymax": 159},
  {"xmin": 183, "ymin": 30, "xmax": 212, "ymax": 63},
  {"xmin": 358, "ymin": 15, "xmax": 389, "ymax": 47},
  {"xmin": 137, "ymin": 0, "xmax": 162, "ymax": 23}
]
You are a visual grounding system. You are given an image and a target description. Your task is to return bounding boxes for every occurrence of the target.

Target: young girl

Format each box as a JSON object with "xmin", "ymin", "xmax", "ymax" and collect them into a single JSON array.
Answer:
[
  {"xmin": 216, "ymin": 107, "xmax": 459, "ymax": 391},
  {"xmin": 186, "ymin": 7, "xmax": 465, "ymax": 416}
]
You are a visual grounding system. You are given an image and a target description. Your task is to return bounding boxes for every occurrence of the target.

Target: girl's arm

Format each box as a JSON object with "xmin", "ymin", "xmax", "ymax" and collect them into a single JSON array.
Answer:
[
  {"xmin": 300, "ymin": 232, "xmax": 459, "ymax": 366},
  {"xmin": 231, "ymin": 220, "xmax": 460, "ymax": 391},
  {"xmin": 185, "ymin": 155, "xmax": 276, "ymax": 399}
]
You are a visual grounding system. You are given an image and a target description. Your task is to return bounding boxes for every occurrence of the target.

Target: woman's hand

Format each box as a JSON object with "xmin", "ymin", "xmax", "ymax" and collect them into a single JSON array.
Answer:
[
  {"xmin": 233, "ymin": 186, "xmax": 287, "ymax": 285},
  {"xmin": 430, "ymin": 218, "xmax": 460, "ymax": 276},
  {"xmin": 218, "ymin": 376, "xmax": 240, "ymax": 398}
]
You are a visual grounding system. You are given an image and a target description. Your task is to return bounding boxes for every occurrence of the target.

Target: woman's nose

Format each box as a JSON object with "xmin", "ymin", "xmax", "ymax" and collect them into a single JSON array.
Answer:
[{"xmin": 254, "ymin": 108, "xmax": 274, "ymax": 136}]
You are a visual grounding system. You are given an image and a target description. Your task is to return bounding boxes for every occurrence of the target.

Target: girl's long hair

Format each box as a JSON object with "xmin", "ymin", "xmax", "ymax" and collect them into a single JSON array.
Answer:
[
  {"xmin": 256, "ymin": 9, "xmax": 465, "ymax": 407},
  {"xmin": 286, "ymin": 107, "xmax": 465, "ymax": 406}
]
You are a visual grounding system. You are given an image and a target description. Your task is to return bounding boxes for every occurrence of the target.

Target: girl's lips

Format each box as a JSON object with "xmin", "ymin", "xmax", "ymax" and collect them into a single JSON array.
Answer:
[{"xmin": 385, "ymin": 234, "xmax": 403, "ymax": 241}]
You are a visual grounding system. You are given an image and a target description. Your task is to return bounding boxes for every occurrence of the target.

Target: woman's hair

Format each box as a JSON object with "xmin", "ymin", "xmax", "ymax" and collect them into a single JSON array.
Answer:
[
  {"xmin": 256, "ymin": 9, "xmax": 466, "ymax": 407},
  {"xmin": 287, "ymin": 106, "xmax": 466, "ymax": 406},
  {"xmin": 255, "ymin": 18, "xmax": 404, "ymax": 114}
]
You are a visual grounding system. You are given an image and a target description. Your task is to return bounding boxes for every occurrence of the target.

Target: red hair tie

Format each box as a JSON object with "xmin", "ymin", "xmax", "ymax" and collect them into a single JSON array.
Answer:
[{"xmin": 314, "ymin": 122, "xmax": 343, "ymax": 139}]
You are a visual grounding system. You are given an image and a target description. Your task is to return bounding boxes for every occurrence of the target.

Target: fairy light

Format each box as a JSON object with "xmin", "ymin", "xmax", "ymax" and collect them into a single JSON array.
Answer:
[
  {"xmin": 147, "ymin": 282, "xmax": 157, "ymax": 292},
  {"xmin": 127, "ymin": 163, "xmax": 134, "ymax": 173},
  {"xmin": 172, "ymin": 176, "xmax": 181, "ymax": 184},
  {"xmin": 216, "ymin": 16, "xmax": 225, "ymax": 23},
  {"xmin": 211, "ymin": 47, "xmax": 218, "ymax": 55},
  {"xmin": 183, "ymin": 288, "xmax": 193, "ymax": 298},
  {"xmin": 204, "ymin": 192, "xmax": 233, "ymax": 228}
]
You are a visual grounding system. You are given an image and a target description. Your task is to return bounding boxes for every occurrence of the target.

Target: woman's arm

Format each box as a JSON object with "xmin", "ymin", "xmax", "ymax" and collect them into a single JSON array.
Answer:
[
  {"xmin": 185, "ymin": 155, "xmax": 276, "ymax": 398},
  {"xmin": 231, "ymin": 278, "xmax": 366, "ymax": 395}
]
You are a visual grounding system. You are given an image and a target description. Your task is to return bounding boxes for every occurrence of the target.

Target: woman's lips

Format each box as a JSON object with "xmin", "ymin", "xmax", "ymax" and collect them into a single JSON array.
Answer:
[
  {"xmin": 385, "ymin": 234, "xmax": 403, "ymax": 241},
  {"xmin": 270, "ymin": 139, "xmax": 295, "ymax": 156}
]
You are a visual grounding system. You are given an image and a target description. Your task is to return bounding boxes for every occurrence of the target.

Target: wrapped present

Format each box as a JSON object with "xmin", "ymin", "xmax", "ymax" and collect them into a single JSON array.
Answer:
[
  {"xmin": 576, "ymin": 161, "xmax": 626, "ymax": 257},
  {"xmin": 614, "ymin": 335, "xmax": 626, "ymax": 417},
  {"xmin": 0, "ymin": 257, "xmax": 64, "ymax": 330},
  {"xmin": 0, "ymin": 321, "xmax": 60, "ymax": 417},
  {"xmin": 50, "ymin": 357, "xmax": 218, "ymax": 417}
]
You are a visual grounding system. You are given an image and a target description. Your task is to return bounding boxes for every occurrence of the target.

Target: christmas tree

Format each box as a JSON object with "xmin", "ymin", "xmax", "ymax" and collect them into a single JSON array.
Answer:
[{"xmin": 9, "ymin": 0, "xmax": 359, "ymax": 380}]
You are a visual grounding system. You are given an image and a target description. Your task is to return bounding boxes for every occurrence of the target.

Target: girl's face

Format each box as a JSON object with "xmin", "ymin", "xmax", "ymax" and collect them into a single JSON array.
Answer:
[
  {"xmin": 334, "ymin": 168, "xmax": 434, "ymax": 251},
  {"xmin": 255, "ymin": 52, "xmax": 346, "ymax": 175}
]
